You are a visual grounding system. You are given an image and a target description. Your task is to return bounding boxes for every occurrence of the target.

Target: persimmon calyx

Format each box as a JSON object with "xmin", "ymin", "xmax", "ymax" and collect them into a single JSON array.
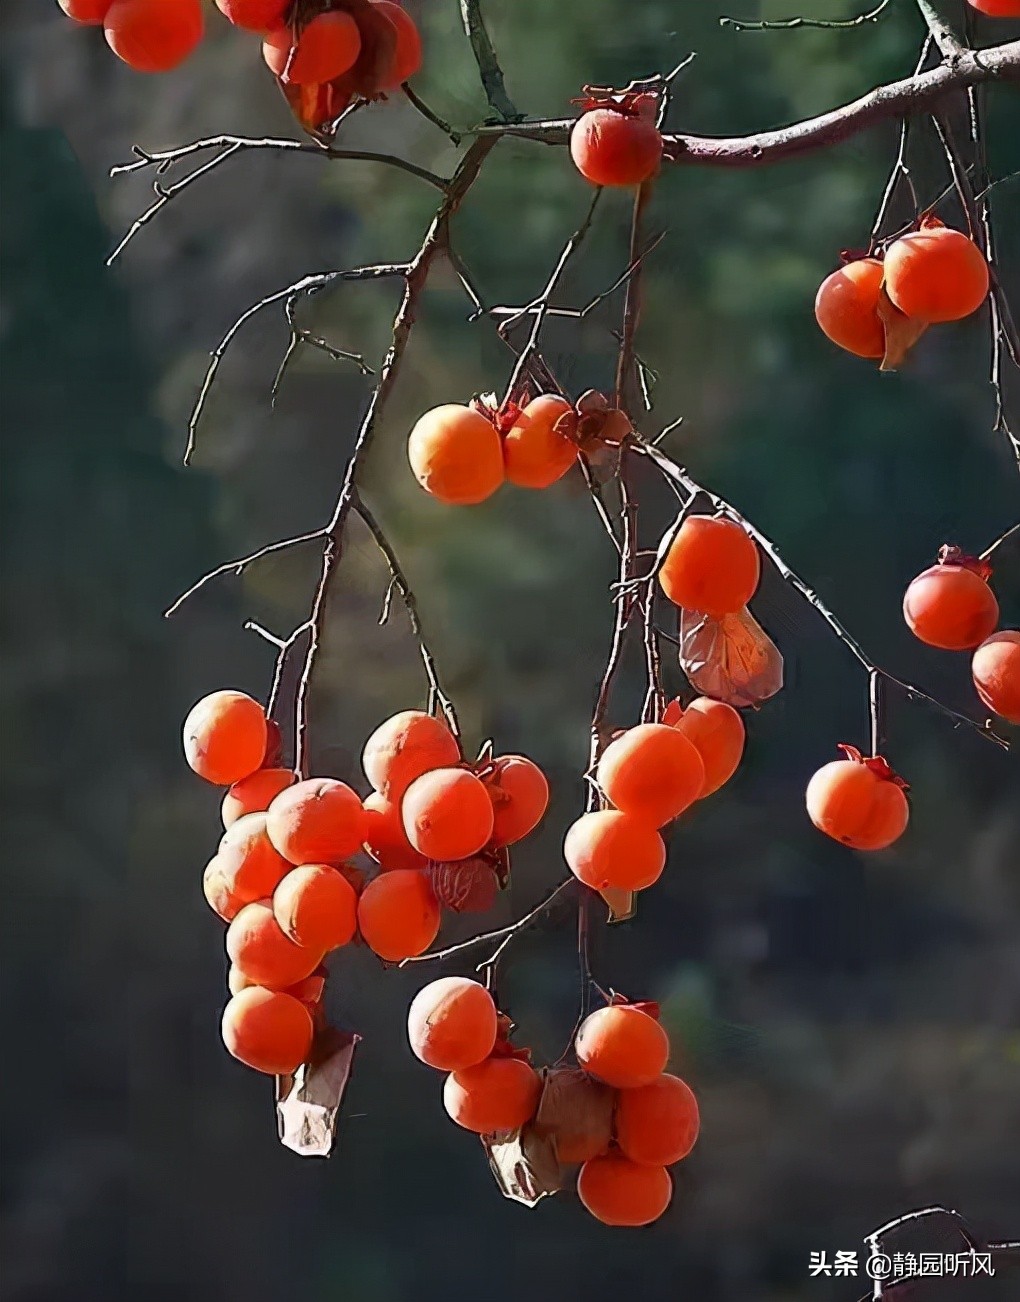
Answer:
[
  {"xmin": 571, "ymin": 86, "xmax": 659, "ymax": 119},
  {"xmin": 835, "ymin": 744, "xmax": 910, "ymax": 790},
  {"xmin": 936, "ymin": 544, "xmax": 993, "ymax": 581},
  {"xmin": 605, "ymin": 994, "xmax": 662, "ymax": 1020},
  {"xmin": 490, "ymin": 1015, "xmax": 533, "ymax": 1062}
]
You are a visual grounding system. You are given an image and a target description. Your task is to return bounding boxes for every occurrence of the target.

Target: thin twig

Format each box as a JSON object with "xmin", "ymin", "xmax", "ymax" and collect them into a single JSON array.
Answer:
[
  {"xmin": 399, "ymin": 879, "xmax": 576, "ymax": 967},
  {"xmin": 721, "ymin": 0, "xmax": 891, "ymax": 33},
  {"xmin": 980, "ymin": 520, "xmax": 1020, "ymax": 561}
]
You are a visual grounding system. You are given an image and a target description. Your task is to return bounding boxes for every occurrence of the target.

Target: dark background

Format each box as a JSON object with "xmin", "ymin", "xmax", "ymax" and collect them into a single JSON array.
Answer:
[{"xmin": 2, "ymin": 2, "xmax": 1019, "ymax": 1300}]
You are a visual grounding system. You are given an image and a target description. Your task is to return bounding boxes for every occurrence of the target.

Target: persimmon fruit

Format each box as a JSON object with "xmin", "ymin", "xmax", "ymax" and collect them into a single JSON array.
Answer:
[
  {"xmin": 903, "ymin": 552, "xmax": 998, "ymax": 650},
  {"xmin": 221, "ymin": 767, "xmax": 296, "ymax": 828},
  {"xmin": 59, "ymin": 0, "xmax": 113, "ymax": 23},
  {"xmin": 972, "ymin": 630, "xmax": 1020, "ymax": 724},
  {"xmin": 203, "ymin": 855, "xmax": 243, "ymax": 923},
  {"xmin": 883, "ymin": 218, "xmax": 989, "ymax": 323},
  {"xmin": 215, "ymin": 0, "xmax": 287, "ymax": 30},
  {"xmin": 226, "ymin": 900, "xmax": 324, "ymax": 989},
  {"xmin": 806, "ymin": 746, "xmax": 909, "ymax": 851},
  {"xmin": 373, "ymin": 0, "xmax": 422, "ymax": 86},
  {"xmin": 362, "ymin": 709, "xmax": 460, "ymax": 802},
  {"xmin": 272, "ymin": 864, "xmax": 358, "ymax": 952},
  {"xmin": 967, "ymin": 0, "xmax": 1020, "ymax": 13},
  {"xmin": 577, "ymin": 1154, "xmax": 672, "ymax": 1226},
  {"xmin": 502, "ymin": 395, "xmax": 578, "ymax": 489},
  {"xmin": 356, "ymin": 869, "xmax": 441, "ymax": 961},
  {"xmin": 408, "ymin": 404, "xmax": 505, "ymax": 506},
  {"xmin": 443, "ymin": 1057, "xmax": 542, "ymax": 1134},
  {"xmin": 183, "ymin": 689, "xmax": 268, "ymax": 786},
  {"xmin": 401, "ymin": 767, "xmax": 495, "ymax": 861},
  {"xmin": 672, "ymin": 697, "xmax": 745, "ymax": 798},
  {"xmin": 615, "ymin": 1073, "xmax": 700, "ymax": 1166},
  {"xmin": 217, "ymin": 811, "xmax": 291, "ymax": 904},
  {"xmin": 221, "ymin": 987, "xmax": 313, "ymax": 1076},
  {"xmin": 564, "ymin": 810, "xmax": 666, "ymax": 892},
  {"xmin": 407, "ymin": 976, "xmax": 498, "ymax": 1071},
  {"xmin": 596, "ymin": 723, "xmax": 705, "ymax": 826},
  {"xmin": 658, "ymin": 516, "xmax": 761, "ymax": 617},
  {"xmin": 485, "ymin": 755, "xmax": 549, "ymax": 846},
  {"xmin": 575, "ymin": 1004, "xmax": 669, "ymax": 1089},
  {"xmin": 266, "ymin": 778, "xmax": 365, "ymax": 865},
  {"xmin": 362, "ymin": 790, "xmax": 428, "ymax": 871},
  {"xmin": 814, "ymin": 258, "xmax": 886, "ymax": 359},
  {"xmin": 570, "ymin": 107, "xmax": 663, "ymax": 188},
  {"xmin": 262, "ymin": 12, "xmax": 362, "ymax": 85},
  {"xmin": 104, "ymin": 0, "xmax": 204, "ymax": 73}
]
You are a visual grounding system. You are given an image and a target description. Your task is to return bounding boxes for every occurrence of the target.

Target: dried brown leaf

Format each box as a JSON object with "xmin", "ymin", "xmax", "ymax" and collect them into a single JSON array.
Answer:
[
  {"xmin": 483, "ymin": 1121, "xmax": 563, "ymax": 1206},
  {"xmin": 876, "ymin": 285, "xmax": 929, "ymax": 372},
  {"xmin": 532, "ymin": 1067, "xmax": 615, "ymax": 1163},
  {"xmin": 677, "ymin": 605, "xmax": 783, "ymax": 708},
  {"xmin": 275, "ymin": 1025, "xmax": 360, "ymax": 1158}
]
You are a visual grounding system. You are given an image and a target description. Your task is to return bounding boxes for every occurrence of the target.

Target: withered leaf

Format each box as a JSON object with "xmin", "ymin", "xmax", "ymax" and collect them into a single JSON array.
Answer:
[
  {"xmin": 483, "ymin": 1122, "xmax": 563, "ymax": 1207},
  {"xmin": 532, "ymin": 1067, "xmax": 615, "ymax": 1164},
  {"xmin": 275, "ymin": 1025, "xmax": 360, "ymax": 1158},
  {"xmin": 598, "ymin": 885, "xmax": 636, "ymax": 923},
  {"xmin": 677, "ymin": 605, "xmax": 783, "ymax": 708},
  {"xmin": 876, "ymin": 284, "xmax": 929, "ymax": 372}
]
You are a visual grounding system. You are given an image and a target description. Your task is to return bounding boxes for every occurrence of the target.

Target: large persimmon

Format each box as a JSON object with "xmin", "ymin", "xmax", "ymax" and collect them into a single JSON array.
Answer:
[
  {"xmin": 104, "ymin": 0, "xmax": 204, "ymax": 73},
  {"xmin": 502, "ymin": 395, "xmax": 578, "ymax": 489},
  {"xmin": 903, "ymin": 549, "xmax": 998, "ymax": 650},
  {"xmin": 575, "ymin": 1004, "xmax": 669, "ymax": 1089},
  {"xmin": 564, "ymin": 809, "xmax": 666, "ymax": 892},
  {"xmin": 221, "ymin": 987, "xmax": 313, "ymax": 1076},
  {"xmin": 671, "ymin": 697, "xmax": 745, "ymax": 798},
  {"xmin": 658, "ymin": 516, "xmax": 760, "ymax": 617},
  {"xmin": 262, "ymin": 12, "xmax": 362, "ymax": 85},
  {"xmin": 596, "ymin": 723, "xmax": 705, "ymax": 826},
  {"xmin": 577, "ymin": 1154, "xmax": 672, "ymax": 1226},
  {"xmin": 407, "ymin": 404, "xmax": 505, "ymax": 505},
  {"xmin": 971, "ymin": 630, "xmax": 1020, "ymax": 724},
  {"xmin": 883, "ymin": 218, "xmax": 989, "ymax": 323},
  {"xmin": 570, "ymin": 97, "xmax": 663, "ymax": 188},
  {"xmin": 806, "ymin": 746, "xmax": 909, "ymax": 851},
  {"xmin": 814, "ymin": 259, "xmax": 886, "ymax": 359}
]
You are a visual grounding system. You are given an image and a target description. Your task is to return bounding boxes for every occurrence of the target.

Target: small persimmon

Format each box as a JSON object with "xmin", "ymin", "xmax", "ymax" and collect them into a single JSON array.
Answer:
[
  {"xmin": 615, "ymin": 1073, "xmax": 700, "ymax": 1166},
  {"xmin": 215, "ymin": 0, "xmax": 287, "ymax": 30},
  {"xmin": 401, "ymin": 767, "xmax": 495, "ymax": 862},
  {"xmin": 671, "ymin": 697, "xmax": 745, "ymax": 798},
  {"xmin": 262, "ymin": 12, "xmax": 362, "ymax": 85},
  {"xmin": 570, "ymin": 104, "xmax": 663, "ymax": 188},
  {"xmin": 356, "ymin": 868, "xmax": 441, "ymax": 961},
  {"xmin": 362, "ymin": 709, "xmax": 460, "ymax": 802},
  {"xmin": 903, "ymin": 550, "xmax": 998, "ymax": 650},
  {"xmin": 272, "ymin": 864, "xmax": 358, "ymax": 952},
  {"xmin": 221, "ymin": 767, "xmax": 296, "ymax": 828},
  {"xmin": 203, "ymin": 855, "xmax": 243, "ymax": 923},
  {"xmin": 104, "ymin": 0, "xmax": 204, "ymax": 73},
  {"xmin": 218, "ymin": 811, "xmax": 291, "ymax": 904},
  {"xmin": 407, "ymin": 976, "xmax": 498, "ymax": 1071},
  {"xmin": 221, "ymin": 987, "xmax": 313, "ymax": 1076},
  {"xmin": 658, "ymin": 516, "xmax": 761, "ymax": 617},
  {"xmin": 443, "ymin": 1057, "xmax": 542, "ymax": 1134},
  {"xmin": 575, "ymin": 1004, "xmax": 669, "ymax": 1089},
  {"xmin": 814, "ymin": 259, "xmax": 886, "ymax": 359},
  {"xmin": 596, "ymin": 723, "xmax": 705, "ymax": 826},
  {"xmin": 226, "ymin": 900, "xmax": 324, "ymax": 989},
  {"xmin": 485, "ymin": 755, "xmax": 549, "ymax": 846},
  {"xmin": 972, "ymin": 630, "xmax": 1020, "ymax": 724},
  {"xmin": 59, "ymin": 0, "xmax": 113, "ymax": 23},
  {"xmin": 266, "ymin": 778, "xmax": 365, "ymax": 865},
  {"xmin": 577, "ymin": 1154, "xmax": 672, "ymax": 1227},
  {"xmin": 362, "ymin": 790, "xmax": 428, "ymax": 871},
  {"xmin": 502, "ymin": 395, "xmax": 578, "ymax": 489},
  {"xmin": 806, "ymin": 746, "xmax": 909, "ymax": 851},
  {"xmin": 408, "ymin": 404, "xmax": 505, "ymax": 506},
  {"xmin": 373, "ymin": 1, "xmax": 423, "ymax": 87},
  {"xmin": 883, "ymin": 217, "xmax": 989, "ymax": 322},
  {"xmin": 564, "ymin": 810, "xmax": 666, "ymax": 892},
  {"xmin": 183, "ymin": 689, "xmax": 268, "ymax": 786}
]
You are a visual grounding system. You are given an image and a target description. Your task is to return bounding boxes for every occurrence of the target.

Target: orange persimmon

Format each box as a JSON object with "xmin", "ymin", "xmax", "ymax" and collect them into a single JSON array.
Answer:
[
  {"xmin": 883, "ymin": 217, "xmax": 989, "ymax": 322},
  {"xmin": 183, "ymin": 689, "xmax": 268, "ymax": 786},
  {"xmin": 221, "ymin": 767, "xmax": 296, "ymax": 828},
  {"xmin": 814, "ymin": 258, "xmax": 886, "ymax": 359},
  {"xmin": 373, "ymin": 0, "xmax": 422, "ymax": 86},
  {"xmin": 502, "ymin": 395, "xmax": 578, "ymax": 489},
  {"xmin": 443, "ymin": 1057, "xmax": 542, "ymax": 1133},
  {"xmin": 266, "ymin": 777, "xmax": 365, "ymax": 865},
  {"xmin": 484, "ymin": 755, "xmax": 549, "ymax": 846},
  {"xmin": 903, "ymin": 551, "xmax": 998, "ymax": 650},
  {"xmin": 104, "ymin": 0, "xmax": 204, "ymax": 73},
  {"xmin": 217, "ymin": 811, "xmax": 291, "ymax": 904},
  {"xmin": 262, "ymin": 11, "xmax": 362, "ymax": 85},
  {"xmin": 407, "ymin": 404, "xmax": 505, "ymax": 505},
  {"xmin": 362, "ymin": 709, "xmax": 460, "ymax": 802},
  {"xmin": 806, "ymin": 746, "xmax": 909, "ymax": 851},
  {"xmin": 226, "ymin": 900, "xmax": 324, "ymax": 989},
  {"xmin": 356, "ymin": 869, "xmax": 441, "ymax": 961},
  {"xmin": 59, "ymin": 0, "xmax": 112, "ymax": 23},
  {"xmin": 575, "ymin": 1004, "xmax": 669, "ymax": 1089},
  {"xmin": 671, "ymin": 697, "xmax": 745, "ymax": 798},
  {"xmin": 215, "ymin": 0, "xmax": 286, "ymax": 30},
  {"xmin": 570, "ymin": 106, "xmax": 663, "ymax": 188},
  {"xmin": 272, "ymin": 864, "xmax": 358, "ymax": 952},
  {"xmin": 596, "ymin": 723, "xmax": 705, "ymax": 826},
  {"xmin": 577, "ymin": 1154, "xmax": 672, "ymax": 1226},
  {"xmin": 658, "ymin": 516, "xmax": 761, "ymax": 617},
  {"xmin": 972, "ymin": 630, "xmax": 1020, "ymax": 724},
  {"xmin": 407, "ymin": 976, "xmax": 498, "ymax": 1071},
  {"xmin": 615, "ymin": 1073, "xmax": 700, "ymax": 1166},
  {"xmin": 401, "ymin": 767, "xmax": 495, "ymax": 862},
  {"xmin": 221, "ymin": 987, "xmax": 313, "ymax": 1076},
  {"xmin": 564, "ymin": 810, "xmax": 666, "ymax": 892},
  {"xmin": 362, "ymin": 790, "xmax": 429, "ymax": 871}
]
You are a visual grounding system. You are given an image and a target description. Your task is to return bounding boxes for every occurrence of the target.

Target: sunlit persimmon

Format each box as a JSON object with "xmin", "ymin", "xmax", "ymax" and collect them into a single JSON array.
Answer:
[
  {"xmin": 104, "ymin": 0, "xmax": 204, "ymax": 73},
  {"xmin": 227, "ymin": 964, "xmax": 254, "ymax": 996},
  {"xmin": 967, "ymin": 0, "xmax": 1020, "ymax": 13},
  {"xmin": 221, "ymin": 987, "xmax": 313, "ymax": 1076},
  {"xmin": 596, "ymin": 723, "xmax": 705, "ymax": 826},
  {"xmin": 671, "ymin": 697, "xmax": 745, "ymax": 797},
  {"xmin": 203, "ymin": 855, "xmax": 243, "ymax": 923},
  {"xmin": 814, "ymin": 258, "xmax": 886, "ymax": 359},
  {"xmin": 362, "ymin": 709, "xmax": 460, "ymax": 802},
  {"xmin": 218, "ymin": 811, "xmax": 291, "ymax": 904},
  {"xmin": 577, "ymin": 1154, "xmax": 672, "ymax": 1226},
  {"xmin": 215, "ymin": 0, "xmax": 286, "ymax": 30},
  {"xmin": 502, "ymin": 395, "xmax": 578, "ymax": 489},
  {"xmin": 564, "ymin": 810, "xmax": 666, "ymax": 892},
  {"xmin": 362, "ymin": 790, "xmax": 429, "ymax": 871},
  {"xmin": 356, "ymin": 869, "xmax": 441, "ymax": 961},
  {"xmin": 262, "ymin": 12, "xmax": 362, "ymax": 85},
  {"xmin": 883, "ymin": 217, "xmax": 989, "ymax": 322},
  {"xmin": 226, "ymin": 900, "xmax": 324, "ymax": 989},
  {"xmin": 408, "ymin": 404, "xmax": 505, "ymax": 505},
  {"xmin": 570, "ymin": 105, "xmax": 663, "ymax": 188},
  {"xmin": 575, "ymin": 1004, "xmax": 669, "ymax": 1088},
  {"xmin": 615, "ymin": 1073, "xmax": 700, "ymax": 1166},
  {"xmin": 183, "ymin": 689, "xmax": 267, "ymax": 786},
  {"xmin": 806, "ymin": 746, "xmax": 909, "ymax": 851},
  {"xmin": 903, "ymin": 551, "xmax": 998, "ymax": 650},
  {"xmin": 443, "ymin": 1057, "xmax": 542, "ymax": 1133},
  {"xmin": 485, "ymin": 755, "xmax": 549, "ymax": 846},
  {"xmin": 972, "ymin": 630, "xmax": 1020, "ymax": 724},
  {"xmin": 272, "ymin": 864, "xmax": 358, "ymax": 952},
  {"xmin": 59, "ymin": 0, "xmax": 112, "ymax": 23},
  {"xmin": 658, "ymin": 516, "xmax": 761, "ymax": 617},
  {"xmin": 373, "ymin": 0, "xmax": 423, "ymax": 87},
  {"xmin": 266, "ymin": 778, "xmax": 365, "ymax": 865},
  {"xmin": 402, "ymin": 767, "xmax": 495, "ymax": 861},
  {"xmin": 221, "ymin": 767, "xmax": 296, "ymax": 828},
  {"xmin": 407, "ymin": 976, "xmax": 498, "ymax": 1071}
]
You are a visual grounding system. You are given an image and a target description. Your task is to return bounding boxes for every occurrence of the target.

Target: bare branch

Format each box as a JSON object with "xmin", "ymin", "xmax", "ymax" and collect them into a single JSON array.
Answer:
[
  {"xmin": 721, "ymin": 0, "xmax": 891, "ymax": 32},
  {"xmin": 460, "ymin": 0, "xmax": 519, "ymax": 121},
  {"xmin": 399, "ymin": 879, "xmax": 575, "ymax": 967}
]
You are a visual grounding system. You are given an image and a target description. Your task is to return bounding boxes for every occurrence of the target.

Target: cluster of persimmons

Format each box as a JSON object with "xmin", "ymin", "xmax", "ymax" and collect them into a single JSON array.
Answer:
[{"xmin": 407, "ymin": 978, "xmax": 699, "ymax": 1226}]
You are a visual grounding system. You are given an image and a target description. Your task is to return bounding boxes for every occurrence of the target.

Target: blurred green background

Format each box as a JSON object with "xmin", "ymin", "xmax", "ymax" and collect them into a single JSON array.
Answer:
[{"xmin": 2, "ymin": 1, "xmax": 1019, "ymax": 1299}]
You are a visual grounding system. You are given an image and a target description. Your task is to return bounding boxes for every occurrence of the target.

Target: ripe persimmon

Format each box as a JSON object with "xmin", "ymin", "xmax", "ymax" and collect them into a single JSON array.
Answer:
[
  {"xmin": 967, "ymin": 0, "xmax": 1020, "ymax": 13},
  {"xmin": 577, "ymin": 1154, "xmax": 672, "ymax": 1226},
  {"xmin": 221, "ymin": 987, "xmax": 313, "ymax": 1076},
  {"xmin": 373, "ymin": 1, "xmax": 423, "ymax": 87},
  {"xmin": 814, "ymin": 259, "xmax": 886, "ymax": 359},
  {"xmin": 266, "ymin": 778, "xmax": 365, "ymax": 865},
  {"xmin": 615, "ymin": 1073, "xmax": 700, "ymax": 1166},
  {"xmin": 903, "ymin": 550, "xmax": 998, "ymax": 650},
  {"xmin": 272, "ymin": 864, "xmax": 358, "ymax": 952},
  {"xmin": 972, "ymin": 630, "xmax": 1020, "ymax": 724},
  {"xmin": 362, "ymin": 709, "xmax": 460, "ymax": 802},
  {"xmin": 226, "ymin": 900, "xmax": 324, "ymax": 989},
  {"xmin": 658, "ymin": 516, "xmax": 761, "ymax": 617},
  {"xmin": 564, "ymin": 810, "xmax": 666, "ymax": 892},
  {"xmin": 502, "ymin": 395, "xmax": 578, "ymax": 490},
  {"xmin": 227, "ymin": 964, "xmax": 254, "ymax": 996},
  {"xmin": 407, "ymin": 977, "xmax": 498, "ymax": 1071},
  {"xmin": 597, "ymin": 723, "xmax": 705, "ymax": 826},
  {"xmin": 183, "ymin": 689, "xmax": 268, "ymax": 786},
  {"xmin": 221, "ymin": 767, "xmax": 296, "ymax": 828},
  {"xmin": 262, "ymin": 12, "xmax": 362, "ymax": 85},
  {"xmin": 576, "ymin": 1004, "xmax": 669, "ymax": 1089},
  {"xmin": 362, "ymin": 790, "xmax": 428, "ymax": 871},
  {"xmin": 883, "ymin": 217, "xmax": 989, "ymax": 322},
  {"xmin": 671, "ymin": 697, "xmax": 745, "ymax": 798},
  {"xmin": 104, "ymin": 0, "xmax": 204, "ymax": 73},
  {"xmin": 401, "ymin": 767, "xmax": 495, "ymax": 861},
  {"xmin": 356, "ymin": 868, "xmax": 441, "ymax": 961},
  {"xmin": 215, "ymin": 0, "xmax": 287, "ymax": 31},
  {"xmin": 218, "ymin": 811, "xmax": 291, "ymax": 904},
  {"xmin": 570, "ymin": 103, "xmax": 663, "ymax": 188},
  {"xmin": 485, "ymin": 755, "xmax": 549, "ymax": 846},
  {"xmin": 806, "ymin": 746, "xmax": 909, "ymax": 851},
  {"xmin": 443, "ymin": 1057, "xmax": 542, "ymax": 1133},
  {"xmin": 407, "ymin": 404, "xmax": 505, "ymax": 505},
  {"xmin": 59, "ymin": 0, "xmax": 112, "ymax": 23},
  {"xmin": 203, "ymin": 855, "xmax": 243, "ymax": 923}
]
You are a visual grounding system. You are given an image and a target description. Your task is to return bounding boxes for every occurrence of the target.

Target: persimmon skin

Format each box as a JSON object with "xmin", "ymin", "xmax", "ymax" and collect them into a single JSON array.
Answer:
[
  {"xmin": 104, "ymin": 0, "xmax": 204, "ymax": 73},
  {"xmin": 502, "ymin": 396, "xmax": 578, "ymax": 490},
  {"xmin": 972, "ymin": 630, "xmax": 1020, "ymax": 724},
  {"xmin": 577, "ymin": 1154, "xmax": 672, "ymax": 1227},
  {"xmin": 658, "ymin": 516, "xmax": 761, "ymax": 617},
  {"xmin": 884, "ymin": 220, "xmax": 990, "ymax": 323},
  {"xmin": 616, "ymin": 1074, "xmax": 700, "ymax": 1166},
  {"xmin": 806, "ymin": 757, "xmax": 909, "ymax": 851},
  {"xmin": 564, "ymin": 810, "xmax": 666, "ymax": 892},
  {"xmin": 597, "ymin": 723, "xmax": 706, "ymax": 827},
  {"xmin": 362, "ymin": 790, "xmax": 429, "ymax": 871},
  {"xmin": 570, "ymin": 110, "xmax": 663, "ymax": 188},
  {"xmin": 485, "ymin": 755, "xmax": 549, "ymax": 846},
  {"xmin": 226, "ymin": 900, "xmax": 325, "ymax": 989},
  {"xmin": 221, "ymin": 767, "xmax": 296, "ymax": 829},
  {"xmin": 59, "ymin": 0, "xmax": 112, "ymax": 24},
  {"xmin": 814, "ymin": 259, "xmax": 885, "ymax": 359},
  {"xmin": 672, "ymin": 698, "xmax": 745, "ymax": 798},
  {"xmin": 443, "ymin": 1057, "xmax": 542, "ymax": 1134},
  {"xmin": 401, "ymin": 767, "xmax": 495, "ymax": 861},
  {"xmin": 218, "ymin": 812, "xmax": 291, "ymax": 904},
  {"xmin": 183, "ymin": 689, "xmax": 268, "ymax": 786},
  {"xmin": 266, "ymin": 778, "xmax": 365, "ymax": 865},
  {"xmin": 262, "ymin": 12, "xmax": 362, "ymax": 85},
  {"xmin": 407, "ymin": 977, "xmax": 498, "ymax": 1071},
  {"xmin": 215, "ymin": 0, "xmax": 287, "ymax": 31},
  {"xmin": 356, "ymin": 869, "xmax": 441, "ymax": 962},
  {"xmin": 967, "ymin": 0, "xmax": 1020, "ymax": 13},
  {"xmin": 575, "ymin": 1005, "xmax": 669, "ymax": 1089},
  {"xmin": 903, "ymin": 561, "xmax": 998, "ymax": 651},
  {"xmin": 408, "ymin": 405, "xmax": 505, "ymax": 506},
  {"xmin": 373, "ymin": 1, "xmax": 423, "ymax": 86},
  {"xmin": 362, "ymin": 710, "xmax": 460, "ymax": 803},
  {"xmin": 203, "ymin": 855, "xmax": 243, "ymax": 923},
  {"xmin": 221, "ymin": 987, "xmax": 313, "ymax": 1076},
  {"xmin": 272, "ymin": 864, "xmax": 358, "ymax": 952}
]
